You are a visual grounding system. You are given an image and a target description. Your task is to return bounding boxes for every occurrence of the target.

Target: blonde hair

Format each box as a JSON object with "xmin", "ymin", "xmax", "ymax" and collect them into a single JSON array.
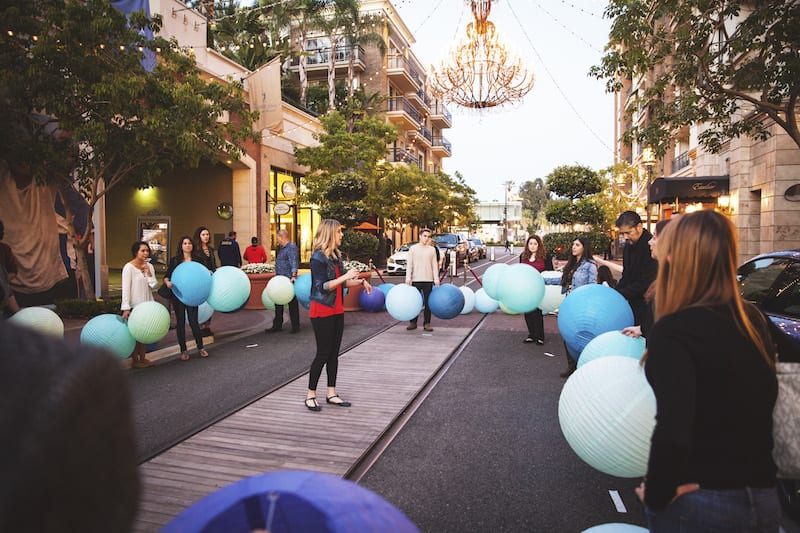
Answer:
[
  {"xmin": 652, "ymin": 210, "xmax": 773, "ymax": 366},
  {"xmin": 312, "ymin": 219, "xmax": 341, "ymax": 258}
]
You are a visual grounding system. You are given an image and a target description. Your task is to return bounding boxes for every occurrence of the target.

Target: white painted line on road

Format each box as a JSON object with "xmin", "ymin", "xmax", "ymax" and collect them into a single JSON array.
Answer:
[{"xmin": 609, "ymin": 490, "xmax": 627, "ymax": 513}]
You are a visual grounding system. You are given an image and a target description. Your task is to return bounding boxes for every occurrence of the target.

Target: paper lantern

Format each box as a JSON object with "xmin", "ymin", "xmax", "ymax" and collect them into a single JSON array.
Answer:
[
  {"xmin": 541, "ymin": 270, "xmax": 563, "ymax": 285},
  {"xmin": 378, "ymin": 283, "xmax": 396, "ymax": 298},
  {"xmin": 80, "ymin": 314, "xmax": 136, "ymax": 359},
  {"xmin": 171, "ymin": 261, "xmax": 212, "ymax": 306},
  {"xmin": 9, "ymin": 306, "xmax": 64, "ymax": 338},
  {"xmin": 497, "ymin": 264, "xmax": 545, "ymax": 313},
  {"xmin": 578, "ymin": 331, "xmax": 647, "ymax": 368},
  {"xmin": 185, "ymin": 301, "xmax": 214, "ymax": 324},
  {"xmin": 481, "ymin": 263, "xmax": 509, "ymax": 300},
  {"xmin": 127, "ymin": 301, "xmax": 170, "ymax": 344},
  {"xmin": 459, "ymin": 286, "xmax": 475, "ymax": 314},
  {"xmin": 359, "ymin": 287, "xmax": 385, "ymax": 312},
  {"xmin": 208, "ymin": 266, "xmax": 250, "ymax": 312},
  {"xmin": 261, "ymin": 286, "xmax": 276, "ymax": 311},
  {"xmin": 500, "ymin": 301, "xmax": 521, "ymax": 315},
  {"xmin": 473, "ymin": 288, "xmax": 499, "ymax": 314},
  {"xmin": 294, "ymin": 273, "xmax": 312, "ymax": 309},
  {"xmin": 163, "ymin": 470, "xmax": 420, "ymax": 533},
  {"xmin": 559, "ymin": 356, "xmax": 656, "ymax": 478},
  {"xmin": 583, "ymin": 524, "xmax": 648, "ymax": 533},
  {"xmin": 538, "ymin": 285, "xmax": 565, "ymax": 314},
  {"xmin": 428, "ymin": 284, "xmax": 465, "ymax": 319},
  {"xmin": 385, "ymin": 284, "xmax": 423, "ymax": 321},
  {"xmin": 266, "ymin": 275, "xmax": 295, "ymax": 306},
  {"xmin": 557, "ymin": 285, "xmax": 634, "ymax": 357}
]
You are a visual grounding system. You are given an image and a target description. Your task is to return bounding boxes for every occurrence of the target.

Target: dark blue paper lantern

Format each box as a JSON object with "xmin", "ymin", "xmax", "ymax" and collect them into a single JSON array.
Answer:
[
  {"xmin": 428, "ymin": 284, "xmax": 465, "ymax": 319},
  {"xmin": 359, "ymin": 287, "xmax": 385, "ymax": 312}
]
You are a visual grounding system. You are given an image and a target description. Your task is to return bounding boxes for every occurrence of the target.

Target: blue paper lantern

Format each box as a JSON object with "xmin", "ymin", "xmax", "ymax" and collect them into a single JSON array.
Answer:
[
  {"xmin": 473, "ymin": 288, "xmax": 499, "ymax": 314},
  {"xmin": 80, "ymin": 314, "xmax": 136, "ymax": 359},
  {"xmin": 459, "ymin": 286, "xmax": 475, "ymax": 314},
  {"xmin": 9, "ymin": 306, "xmax": 64, "ymax": 338},
  {"xmin": 578, "ymin": 331, "xmax": 647, "ymax": 368},
  {"xmin": 127, "ymin": 301, "xmax": 171, "ymax": 344},
  {"xmin": 163, "ymin": 470, "xmax": 420, "ymax": 533},
  {"xmin": 261, "ymin": 286, "xmax": 276, "ymax": 311},
  {"xmin": 185, "ymin": 301, "xmax": 215, "ymax": 324},
  {"xmin": 208, "ymin": 266, "xmax": 250, "ymax": 312},
  {"xmin": 497, "ymin": 264, "xmax": 545, "ymax": 313},
  {"xmin": 378, "ymin": 283, "xmax": 396, "ymax": 299},
  {"xmin": 267, "ymin": 275, "xmax": 295, "ymax": 305},
  {"xmin": 428, "ymin": 284, "xmax": 465, "ymax": 319},
  {"xmin": 541, "ymin": 270, "xmax": 563, "ymax": 286},
  {"xmin": 359, "ymin": 287, "xmax": 386, "ymax": 312},
  {"xmin": 557, "ymin": 284, "xmax": 634, "ymax": 356},
  {"xmin": 583, "ymin": 524, "xmax": 648, "ymax": 533},
  {"xmin": 294, "ymin": 273, "xmax": 312, "ymax": 309},
  {"xmin": 385, "ymin": 283, "xmax": 423, "ymax": 321},
  {"xmin": 481, "ymin": 263, "xmax": 509, "ymax": 300},
  {"xmin": 171, "ymin": 261, "xmax": 212, "ymax": 306},
  {"xmin": 559, "ymin": 356, "xmax": 656, "ymax": 478}
]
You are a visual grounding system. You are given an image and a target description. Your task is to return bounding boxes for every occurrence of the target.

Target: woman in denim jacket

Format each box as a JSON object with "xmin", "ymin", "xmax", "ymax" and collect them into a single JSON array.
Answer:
[
  {"xmin": 305, "ymin": 219, "xmax": 372, "ymax": 412},
  {"xmin": 558, "ymin": 237, "xmax": 597, "ymax": 377}
]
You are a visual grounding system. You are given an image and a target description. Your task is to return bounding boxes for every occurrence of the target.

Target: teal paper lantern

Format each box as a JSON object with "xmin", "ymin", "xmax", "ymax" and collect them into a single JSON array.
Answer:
[
  {"xmin": 497, "ymin": 263, "xmax": 545, "ymax": 313},
  {"xmin": 481, "ymin": 263, "xmax": 509, "ymax": 300},
  {"xmin": 499, "ymin": 301, "xmax": 520, "ymax": 315},
  {"xmin": 578, "ymin": 331, "xmax": 647, "ymax": 368},
  {"xmin": 428, "ymin": 284, "xmax": 465, "ymax": 319},
  {"xmin": 127, "ymin": 301, "xmax": 171, "ymax": 344},
  {"xmin": 185, "ymin": 301, "xmax": 214, "ymax": 324},
  {"xmin": 385, "ymin": 283, "xmax": 423, "ymax": 321},
  {"xmin": 9, "ymin": 306, "xmax": 64, "ymax": 338},
  {"xmin": 538, "ymin": 284, "xmax": 565, "ymax": 314},
  {"xmin": 559, "ymin": 356, "xmax": 656, "ymax": 478},
  {"xmin": 459, "ymin": 286, "xmax": 475, "ymax": 314},
  {"xmin": 294, "ymin": 273, "xmax": 312, "ymax": 309},
  {"xmin": 557, "ymin": 284, "xmax": 634, "ymax": 356},
  {"xmin": 473, "ymin": 288, "xmax": 499, "ymax": 314},
  {"xmin": 208, "ymin": 266, "xmax": 250, "ymax": 312},
  {"xmin": 378, "ymin": 283, "xmax": 396, "ymax": 298},
  {"xmin": 583, "ymin": 524, "xmax": 648, "ymax": 533},
  {"xmin": 266, "ymin": 275, "xmax": 295, "ymax": 305},
  {"xmin": 261, "ymin": 286, "xmax": 276, "ymax": 311},
  {"xmin": 80, "ymin": 314, "xmax": 136, "ymax": 359},
  {"xmin": 171, "ymin": 261, "xmax": 212, "ymax": 306}
]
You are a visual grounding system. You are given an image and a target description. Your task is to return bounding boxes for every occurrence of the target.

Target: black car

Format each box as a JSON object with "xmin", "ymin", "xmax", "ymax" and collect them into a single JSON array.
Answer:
[{"xmin": 432, "ymin": 233, "xmax": 468, "ymax": 268}]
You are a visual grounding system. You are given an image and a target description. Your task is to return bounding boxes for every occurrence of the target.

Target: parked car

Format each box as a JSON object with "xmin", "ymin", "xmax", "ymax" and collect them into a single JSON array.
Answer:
[
  {"xmin": 432, "ymin": 233, "xmax": 468, "ymax": 269},
  {"xmin": 737, "ymin": 248, "xmax": 800, "ymax": 521},
  {"xmin": 386, "ymin": 243, "xmax": 412, "ymax": 275},
  {"xmin": 465, "ymin": 239, "xmax": 480, "ymax": 263},
  {"xmin": 469, "ymin": 238, "xmax": 487, "ymax": 259}
]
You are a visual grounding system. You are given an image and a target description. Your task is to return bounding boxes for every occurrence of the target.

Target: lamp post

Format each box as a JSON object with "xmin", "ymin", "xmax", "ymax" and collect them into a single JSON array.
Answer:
[
  {"xmin": 641, "ymin": 147, "xmax": 657, "ymax": 233},
  {"xmin": 502, "ymin": 180, "xmax": 513, "ymax": 244}
]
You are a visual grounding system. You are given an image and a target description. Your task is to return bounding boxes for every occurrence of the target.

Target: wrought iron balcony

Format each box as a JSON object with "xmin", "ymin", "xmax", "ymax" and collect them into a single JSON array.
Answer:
[
  {"xmin": 386, "ymin": 96, "xmax": 421, "ymax": 125},
  {"xmin": 672, "ymin": 151, "xmax": 690, "ymax": 171},
  {"xmin": 390, "ymin": 147, "xmax": 420, "ymax": 166},
  {"xmin": 432, "ymin": 136, "xmax": 452, "ymax": 154}
]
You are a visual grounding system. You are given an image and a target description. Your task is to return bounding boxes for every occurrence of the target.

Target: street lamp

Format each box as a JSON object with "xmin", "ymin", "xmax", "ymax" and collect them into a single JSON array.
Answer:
[
  {"xmin": 502, "ymin": 180, "xmax": 514, "ymax": 243},
  {"xmin": 641, "ymin": 146, "xmax": 657, "ymax": 232}
]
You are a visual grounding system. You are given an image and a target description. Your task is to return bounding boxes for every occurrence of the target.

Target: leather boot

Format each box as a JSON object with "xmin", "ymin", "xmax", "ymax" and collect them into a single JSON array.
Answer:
[{"xmin": 560, "ymin": 354, "xmax": 577, "ymax": 378}]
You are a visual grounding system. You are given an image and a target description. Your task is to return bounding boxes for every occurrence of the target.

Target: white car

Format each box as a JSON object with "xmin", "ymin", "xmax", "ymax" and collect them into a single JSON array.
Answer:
[{"xmin": 386, "ymin": 243, "xmax": 412, "ymax": 275}]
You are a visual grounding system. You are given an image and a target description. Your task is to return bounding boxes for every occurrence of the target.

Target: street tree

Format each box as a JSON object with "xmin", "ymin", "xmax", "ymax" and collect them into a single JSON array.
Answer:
[
  {"xmin": 544, "ymin": 165, "xmax": 605, "ymax": 230},
  {"xmin": 518, "ymin": 178, "xmax": 549, "ymax": 231},
  {"xmin": 341, "ymin": 3, "xmax": 386, "ymax": 98},
  {"xmin": 210, "ymin": 0, "xmax": 289, "ymax": 70},
  {"xmin": 592, "ymin": 0, "xmax": 800, "ymax": 155},
  {"xmin": 0, "ymin": 0, "xmax": 259, "ymax": 298}
]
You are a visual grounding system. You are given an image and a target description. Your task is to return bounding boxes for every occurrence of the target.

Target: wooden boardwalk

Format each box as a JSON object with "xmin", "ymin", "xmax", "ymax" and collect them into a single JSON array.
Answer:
[{"xmin": 133, "ymin": 324, "xmax": 472, "ymax": 532}]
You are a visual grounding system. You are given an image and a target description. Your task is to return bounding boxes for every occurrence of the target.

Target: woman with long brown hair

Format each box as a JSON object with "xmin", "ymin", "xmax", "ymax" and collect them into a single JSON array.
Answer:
[
  {"xmin": 519, "ymin": 235, "xmax": 553, "ymax": 344},
  {"xmin": 637, "ymin": 210, "xmax": 778, "ymax": 531}
]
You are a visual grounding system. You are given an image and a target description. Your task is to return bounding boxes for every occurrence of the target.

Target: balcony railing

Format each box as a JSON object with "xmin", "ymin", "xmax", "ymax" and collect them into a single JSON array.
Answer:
[
  {"xmin": 388, "ymin": 55, "xmax": 421, "ymax": 86},
  {"xmin": 415, "ymin": 88, "xmax": 431, "ymax": 107},
  {"xmin": 672, "ymin": 151, "xmax": 690, "ymax": 171},
  {"xmin": 430, "ymin": 102, "xmax": 452, "ymax": 123},
  {"xmin": 386, "ymin": 96, "xmax": 421, "ymax": 124},
  {"xmin": 432, "ymin": 136, "xmax": 451, "ymax": 153},
  {"xmin": 390, "ymin": 147, "xmax": 419, "ymax": 166},
  {"xmin": 418, "ymin": 126, "xmax": 432, "ymax": 143},
  {"xmin": 293, "ymin": 45, "xmax": 365, "ymax": 67}
]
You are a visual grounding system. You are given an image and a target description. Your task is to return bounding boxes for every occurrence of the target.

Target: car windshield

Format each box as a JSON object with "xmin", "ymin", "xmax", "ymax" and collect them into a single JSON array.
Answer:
[{"xmin": 434, "ymin": 234, "xmax": 457, "ymax": 245}]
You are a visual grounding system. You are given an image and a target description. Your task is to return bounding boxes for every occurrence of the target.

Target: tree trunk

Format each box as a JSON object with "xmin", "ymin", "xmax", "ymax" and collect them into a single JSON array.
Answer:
[
  {"xmin": 347, "ymin": 50, "xmax": 355, "ymax": 98},
  {"xmin": 299, "ymin": 52, "xmax": 308, "ymax": 107},
  {"xmin": 328, "ymin": 38, "xmax": 337, "ymax": 110},
  {"xmin": 57, "ymin": 188, "xmax": 96, "ymax": 299}
]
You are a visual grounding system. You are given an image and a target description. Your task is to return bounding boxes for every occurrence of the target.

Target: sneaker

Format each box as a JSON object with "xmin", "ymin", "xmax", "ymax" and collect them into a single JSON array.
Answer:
[
  {"xmin": 406, "ymin": 323, "xmax": 418, "ymax": 330},
  {"xmin": 423, "ymin": 324, "xmax": 433, "ymax": 332},
  {"xmin": 524, "ymin": 337, "xmax": 534, "ymax": 343}
]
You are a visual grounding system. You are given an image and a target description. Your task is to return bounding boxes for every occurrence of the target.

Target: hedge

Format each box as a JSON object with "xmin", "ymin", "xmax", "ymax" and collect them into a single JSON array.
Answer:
[
  {"xmin": 55, "ymin": 297, "xmax": 123, "ymax": 319},
  {"xmin": 543, "ymin": 232, "xmax": 611, "ymax": 261}
]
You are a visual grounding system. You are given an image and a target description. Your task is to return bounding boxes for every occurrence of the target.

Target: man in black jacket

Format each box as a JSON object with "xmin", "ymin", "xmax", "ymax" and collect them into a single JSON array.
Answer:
[{"xmin": 615, "ymin": 211, "xmax": 658, "ymax": 326}]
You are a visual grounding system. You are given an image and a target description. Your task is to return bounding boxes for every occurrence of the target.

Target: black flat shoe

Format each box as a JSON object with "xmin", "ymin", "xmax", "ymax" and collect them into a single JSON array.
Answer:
[
  {"xmin": 265, "ymin": 327, "xmax": 282, "ymax": 334},
  {"xmin": 304, "ymin": 397, "xmax": 321, "ymax": 412},
  {"xmin": 326, "ymin": 395, "xmax": 351, "ymax": 407}
]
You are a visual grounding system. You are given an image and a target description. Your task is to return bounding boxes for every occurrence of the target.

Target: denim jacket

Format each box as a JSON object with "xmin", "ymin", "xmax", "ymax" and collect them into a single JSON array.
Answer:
[
  {"xmin": 310, "ymin": 249, "xmax": 344, "ymax": 308},
  {"xmin": 561, "ymin": 259, "xmax": 598, "ymax": 294}
]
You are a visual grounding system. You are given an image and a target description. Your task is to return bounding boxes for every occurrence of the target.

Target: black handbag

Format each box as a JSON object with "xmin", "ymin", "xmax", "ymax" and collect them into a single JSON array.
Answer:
[{"xmin": 157, "ymin": 282, "xmax": 172, "ymax": 299}]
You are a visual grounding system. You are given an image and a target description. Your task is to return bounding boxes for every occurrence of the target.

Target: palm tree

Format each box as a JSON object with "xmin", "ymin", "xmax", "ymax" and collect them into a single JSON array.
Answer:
[
  {"xmin": 314, "ymin": 0, "xmax": 354, "ymax": 110},
  {"xmin": 341, "ymin": 1, "xmax": 386, "ymax": 98},
  {"xmin": 283, "ymin": 0, "xmax": 328, "ymax": 107}
]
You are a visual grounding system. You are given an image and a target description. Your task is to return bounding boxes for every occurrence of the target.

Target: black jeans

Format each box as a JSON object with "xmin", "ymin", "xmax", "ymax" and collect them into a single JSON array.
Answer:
[
  {"xmin": 411, "ymin": 281, "xmax": 434, "ymax": 325},
  {"xmin": 524, "ymin": 309, "xmax": 545, "ymax": 341},
  {"xmin": 309, "ymin": 314, "xmax": 345, "ymax": 390},
  {"xmin": 171, "ymin": 296, "xmax": 203, "ymax": 352},
  {"xmin": 273, "ymin": 296, "xmax": 300, "ymax": 330}
]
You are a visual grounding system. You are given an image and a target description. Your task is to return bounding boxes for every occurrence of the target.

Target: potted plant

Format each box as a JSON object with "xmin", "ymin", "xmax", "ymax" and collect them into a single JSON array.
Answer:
[
  {"xmin": 241, "ymin": 263, "xmax": 275, "ymax": 310},
  {"xmin": 341, "ymin": 260, "xmax": 372, "ymax": 311}
]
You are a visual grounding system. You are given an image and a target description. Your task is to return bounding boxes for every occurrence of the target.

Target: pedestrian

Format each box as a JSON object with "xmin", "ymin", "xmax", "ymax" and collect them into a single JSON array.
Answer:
[
  {"xmin": 305, "ymin": 219, "xmax": 372, "ymax": 412},
  {"xmin": 504, "ymin": 239, "xmax": 511, "ymax": 252},
  {"xmin": 519, "ymin": 235, "xmax": 553, "ymax": 345},
  {"xmin": 0, "ymin": 219, "xmax": 20, "ymax": 317},
  {"xmin": 636, "ymin": 209, "xmax": 779, "ymax": 531},
  {"xmin": 597, "ymin": 265, "xmax": 617, "ymax": 288},
  {"xmin": 243, "ymin": 236, "xmax": 268, "ymax": 264},
  {"xmin": 163, "ymin": 236, "xmax": 209, "ymax": 361},
  {"xmin": 121, "ymin": 241, "xmax": 158, "ymax": 368},
  {"xmin": 217, "ymin": 230, "xmax": 242, "ymax": 268},
  {"xmin": 192, "ymin": 226, "xmax": 217, "ymax": 337},
  {"xmin": 266, "ymin": 229, "xmax": 300, "ymax": 334},
  {"xmin": 614, "ymin": 211, "xmax": 658, "ymax": 327},
  {"xmin": 559, "ymin": 237, "xmax": 597, "ymax": 377},
  {"xmin": 405, "ymin": 228, "xmax": 440, "ymax": 332}
]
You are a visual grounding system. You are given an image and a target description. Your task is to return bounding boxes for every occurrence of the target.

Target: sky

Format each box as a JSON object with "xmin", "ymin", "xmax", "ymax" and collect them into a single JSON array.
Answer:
[{"xmin": 390, "ymin": 0, "xmax": 616, "ymax": 202}]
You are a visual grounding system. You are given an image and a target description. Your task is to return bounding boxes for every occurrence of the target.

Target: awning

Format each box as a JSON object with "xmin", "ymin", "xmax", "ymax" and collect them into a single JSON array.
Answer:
[
  {"xmin": 648, "ymin": 175, "xmax": 729, "ymax": 204},
  {"xmin": 352, "ymin": 221, "xmax": 380, "ymax": 230}
]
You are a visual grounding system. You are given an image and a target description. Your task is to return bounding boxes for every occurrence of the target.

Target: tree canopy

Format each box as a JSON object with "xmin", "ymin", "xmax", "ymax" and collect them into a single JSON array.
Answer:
[
  {"xmin": 592, "ymin": 0, "xmax": 800, "ymax": 155},
  {"xmin": 544, "ymin": 165, "xmax": 606, "ymax": 229}
]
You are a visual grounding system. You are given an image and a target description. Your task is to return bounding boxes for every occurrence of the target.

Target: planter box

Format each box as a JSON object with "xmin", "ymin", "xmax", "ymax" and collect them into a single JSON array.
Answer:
[
  {"xmin": 342, "ymin": 271, "xmax": 373, "ymax": 312},
  {"xmin": 245, "ymin": 273, "xmax": 275, "ymax": 310}
]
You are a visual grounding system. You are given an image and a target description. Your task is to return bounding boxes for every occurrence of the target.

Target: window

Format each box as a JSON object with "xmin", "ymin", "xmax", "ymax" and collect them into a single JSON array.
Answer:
[
  {"xmin": 762, "ymin": 263, "xmax": 800, "ymax": 319},
  {"xmin": 738, "ymin": 257, "xmax": 792, "ymax": 304}
]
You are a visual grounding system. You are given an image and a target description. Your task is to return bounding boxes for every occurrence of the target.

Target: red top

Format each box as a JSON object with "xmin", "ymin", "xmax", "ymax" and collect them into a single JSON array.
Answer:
[
  {"xmin": 243, "ymin": 245, "xmax": 268, "ymax": 263},
  {"xmin": 310, "ymin": 265, "xmax": 344, "ymax": 318},
  {"xmin": 521, "ymin": 258, "xmax": 546, "ymax": 272}
]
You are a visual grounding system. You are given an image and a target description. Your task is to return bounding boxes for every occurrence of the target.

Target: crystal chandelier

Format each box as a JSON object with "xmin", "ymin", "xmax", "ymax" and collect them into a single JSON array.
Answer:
[{"xmin": 429, "ymin": 0, "xmax": 534, "ymax": 110}]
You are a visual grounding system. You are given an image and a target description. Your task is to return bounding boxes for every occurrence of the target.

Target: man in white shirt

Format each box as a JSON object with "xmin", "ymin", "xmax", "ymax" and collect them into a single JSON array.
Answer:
[{"xmin": 405, "ymin": 228, "xmax": 440, "ymax": 332}]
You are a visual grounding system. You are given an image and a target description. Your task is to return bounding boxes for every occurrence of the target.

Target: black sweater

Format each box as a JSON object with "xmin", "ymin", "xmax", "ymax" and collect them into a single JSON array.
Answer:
[
  {"xmin": 616, "ymin": 231, "xmax": 658, "ymax": 301},
  {"xmin": 644, "ymin": 304, "xmax": 777, "ymax": 510}
]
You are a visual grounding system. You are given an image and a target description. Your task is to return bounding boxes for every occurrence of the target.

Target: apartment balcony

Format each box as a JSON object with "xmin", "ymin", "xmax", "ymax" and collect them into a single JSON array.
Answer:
[
  {"xmin": 288, "ymin": 45, "xmax": 366, "ymax": 77},
  {"xmin": 390, "ymin": 147, "xmax": 420, "ymax": 167},
  {"xmin": 431, "ymin": 135, "xmax": 452, "ymax": 157},
  {"xmin": 408, "ymin": 126, "xmax": 432, "ymax": 148},
  {"xmin": 386, "ymin": 96, "xmax": 421, "ymax": 131},
  {"xmin": 671, "ymin": 151, "xmax": 690, "ymax": 172},
  {"xmin": 406, "ymin": 88, "xmax": 431, "ymax": 113},
  {"xmin": 387, "ymin": 55, "xmax": 421, "ymax": 93},
  {"xmin": 430, "ymin": 102, "xmax": 452, "ymax": 129}
]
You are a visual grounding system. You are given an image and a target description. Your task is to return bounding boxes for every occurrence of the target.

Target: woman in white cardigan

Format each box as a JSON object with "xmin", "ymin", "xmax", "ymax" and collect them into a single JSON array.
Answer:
[{"xmin": 121, "ymin": 241, "xmax": 158, "ymax": 368}]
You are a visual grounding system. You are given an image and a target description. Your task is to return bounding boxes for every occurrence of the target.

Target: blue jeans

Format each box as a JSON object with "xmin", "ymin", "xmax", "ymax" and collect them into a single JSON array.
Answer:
[{"xmin": 645, "ymin": 487, "xmax": 780, "ymax": 532}]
